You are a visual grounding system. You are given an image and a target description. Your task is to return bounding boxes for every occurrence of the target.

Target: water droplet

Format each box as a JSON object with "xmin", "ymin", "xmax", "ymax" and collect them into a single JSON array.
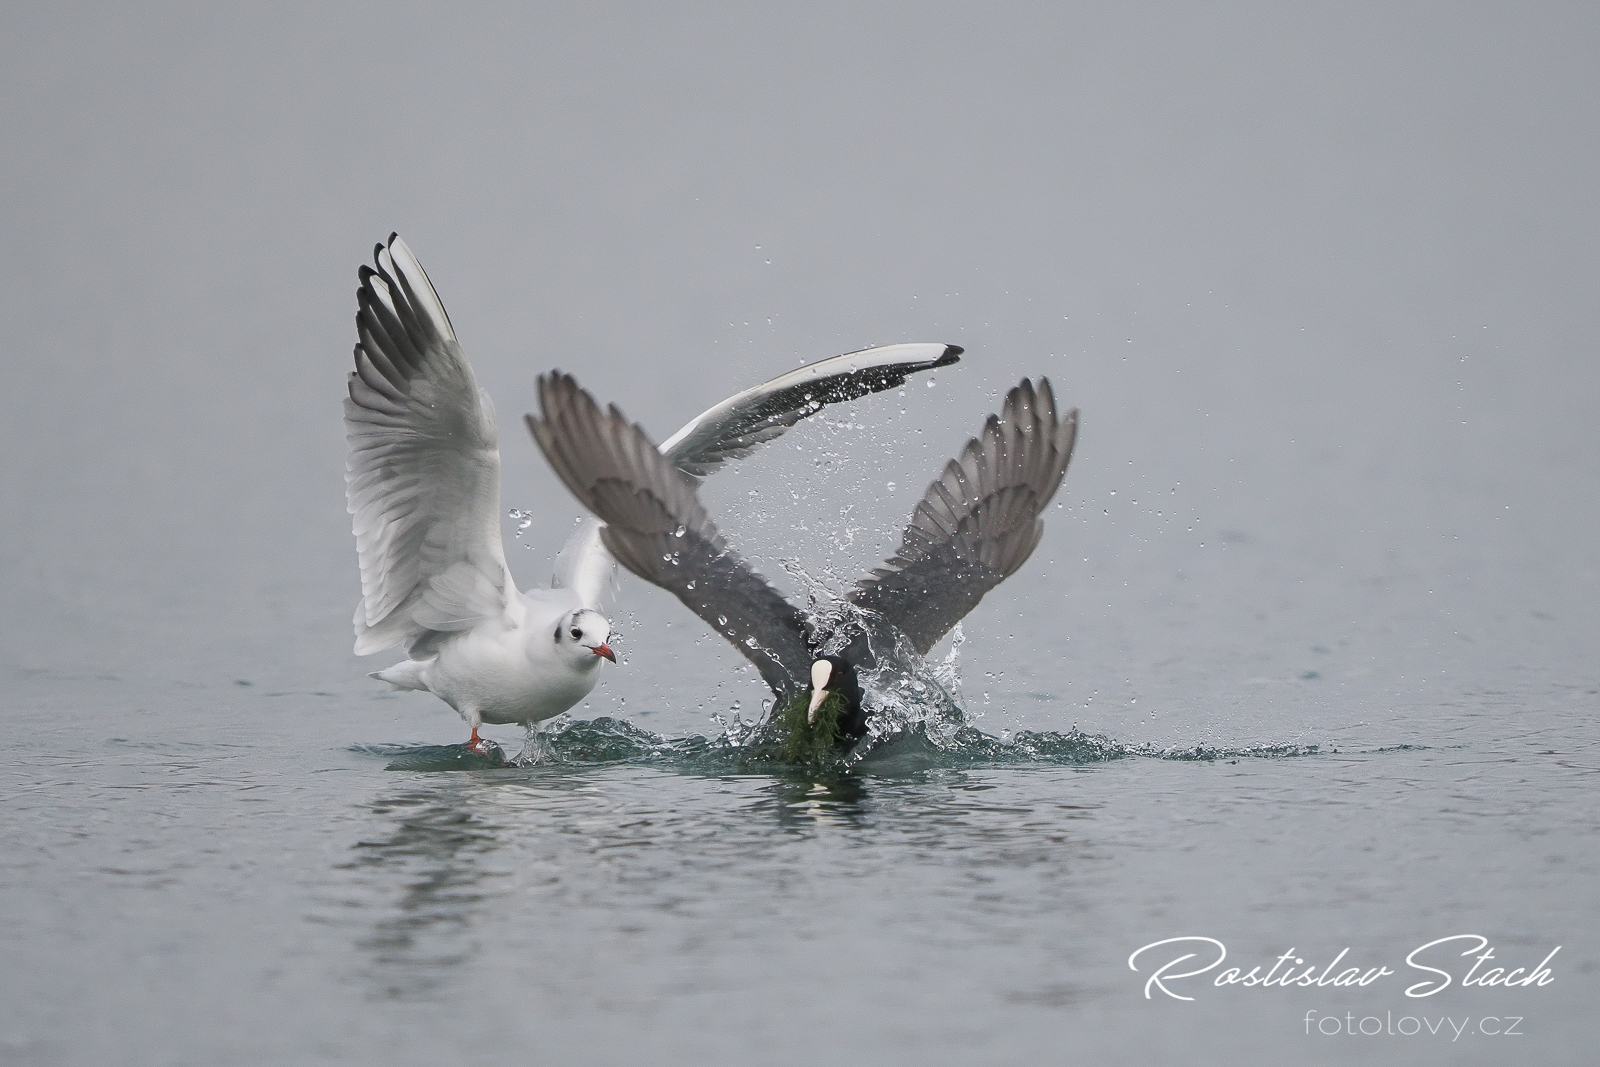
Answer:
[
  {"xmin": 718, "ymin": 615, "xmax": 728, "ymax": 626},
  {"xmin": 507, "ymin": 508, "xmax": 535, "ymax": 540}
]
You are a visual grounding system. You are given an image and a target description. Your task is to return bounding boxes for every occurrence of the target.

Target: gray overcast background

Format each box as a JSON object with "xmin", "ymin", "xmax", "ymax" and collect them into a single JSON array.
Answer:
[{"xmin": 3, "ymin": 2, "xmax": 1596, "ymax": 740}]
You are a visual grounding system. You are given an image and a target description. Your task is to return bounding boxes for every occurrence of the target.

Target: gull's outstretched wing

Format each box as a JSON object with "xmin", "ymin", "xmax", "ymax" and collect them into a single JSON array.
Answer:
[
  {"xmin": 659, "ymin": 343, "xmax": 961, "ymax": 479},
  {"xmin": 549, "ymin": 518, "xmax": 613, "ymax": 611},
  {"xmin": 545, "ymin": 342, "xmax": 961, "ymax": 609},
  {"xmin": 526, "ymin": 374, "xmax": 815, "ymax": 696},
  {"xmin": 345, "ymin": 234, "xmax": 512, "ymax": 656},
  {"xmin": 847, "ymin": 379, "xmax": 1077, "ymax": 659}
]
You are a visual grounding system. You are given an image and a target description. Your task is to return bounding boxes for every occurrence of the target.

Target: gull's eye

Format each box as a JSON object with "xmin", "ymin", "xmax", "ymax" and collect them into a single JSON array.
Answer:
[{"xmin": 570, "ymin": 628, "xmax": 582, "ymax": 640}]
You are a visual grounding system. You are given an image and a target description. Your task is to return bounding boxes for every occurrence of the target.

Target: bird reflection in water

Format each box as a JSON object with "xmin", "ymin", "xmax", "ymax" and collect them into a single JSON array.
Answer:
[
  {"xmin": 344, "ymin": 786, "xmax": 508, "ymax": 1000},
  {"xmin": 759, "ymin": 772, "xmax": 872, "ymax": 832}
]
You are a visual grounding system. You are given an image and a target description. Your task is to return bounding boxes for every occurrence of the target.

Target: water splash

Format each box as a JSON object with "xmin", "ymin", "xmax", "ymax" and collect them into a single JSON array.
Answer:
[
  {"xmin": 506, "ymin": 507, "xmax": 536, "ymax": 548},
  {"xmin": 515, "ymin": 719, "xmax": 559, "ymax": 764},
  {"xmin": 356, "ymin": 712, "xmax": 1332, "ymax": 775}
]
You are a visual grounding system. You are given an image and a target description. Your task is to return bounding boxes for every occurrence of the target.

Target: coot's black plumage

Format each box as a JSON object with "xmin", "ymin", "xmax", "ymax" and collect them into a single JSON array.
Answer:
[{"xmin": 810, "ymin": 654, "xmax": 867, "ymax": 740}]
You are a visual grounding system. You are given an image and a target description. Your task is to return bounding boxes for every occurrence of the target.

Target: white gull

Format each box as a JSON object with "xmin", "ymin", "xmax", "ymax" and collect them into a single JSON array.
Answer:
[{"xmin": 344, "ymin": 233, "xmax": 959, "ymax": 750}]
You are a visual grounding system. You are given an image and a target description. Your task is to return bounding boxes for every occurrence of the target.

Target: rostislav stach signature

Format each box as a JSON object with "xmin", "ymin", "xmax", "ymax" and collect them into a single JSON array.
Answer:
[{"xmin": 1127, "ymin": 936, "xmax": 1560, "ymax": 1001}]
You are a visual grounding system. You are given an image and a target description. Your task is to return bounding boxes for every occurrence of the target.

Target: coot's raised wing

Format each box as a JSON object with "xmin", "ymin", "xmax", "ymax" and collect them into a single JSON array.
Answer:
[
  {"xmin": 660, "ymin": 343, "xmax": 961, "ymax": 479},
  {"xmin": 527, "ymin": 374, "xmax": 815, "ymax": 696},
  {"xmin": 344, "ymin": 234, "xmax": 512, "ymax": 656},
  {"xmin": 848, "ymin": 379, "xmax": 1077, "ymax": 658}
]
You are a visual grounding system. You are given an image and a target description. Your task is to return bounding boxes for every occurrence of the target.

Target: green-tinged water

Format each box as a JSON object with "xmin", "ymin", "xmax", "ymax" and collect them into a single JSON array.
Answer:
[{"xmin": 366, "ymin": 714, "xmax": 1330, "ymax": 774}]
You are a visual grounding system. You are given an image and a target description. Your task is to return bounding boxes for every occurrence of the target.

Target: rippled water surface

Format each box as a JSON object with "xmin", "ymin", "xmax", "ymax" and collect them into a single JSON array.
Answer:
[{"xmin": 3, "ymin": 658, "xmax": 1593, "ymax": 1066}]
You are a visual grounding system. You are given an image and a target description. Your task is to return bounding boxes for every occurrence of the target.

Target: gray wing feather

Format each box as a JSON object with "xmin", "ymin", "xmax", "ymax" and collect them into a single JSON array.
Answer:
[
  {"xmin": 345, "ymin": 234, "xmax": 511, "ymax": 656},
  {"xmin": 848, "ymin": 379, "xmax": 1077, "ymax": 657},
  {"xmin": 660, "ymin": 343, "xmax": 960, "ymax": 479},
  {"xmin": 526, "ymin": 374, "xmax": 815, "ymax": 695}
]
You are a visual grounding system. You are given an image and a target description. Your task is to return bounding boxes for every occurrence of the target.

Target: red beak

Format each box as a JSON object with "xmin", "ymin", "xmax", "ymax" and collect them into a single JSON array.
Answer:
[{"xmin": 590, "ymin": 644, "xmax": 616, "ymax": 663}]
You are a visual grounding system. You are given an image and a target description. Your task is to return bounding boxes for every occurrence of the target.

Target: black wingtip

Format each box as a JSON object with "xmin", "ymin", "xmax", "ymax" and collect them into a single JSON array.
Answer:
[{"xmin": 937, "ymin": 344, "xmax": 963, "ymax": 366}]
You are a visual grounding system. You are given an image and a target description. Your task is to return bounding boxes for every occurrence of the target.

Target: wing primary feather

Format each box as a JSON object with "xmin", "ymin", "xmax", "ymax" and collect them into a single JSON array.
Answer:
[
  {"xmin": 383, "ymin": 234, "xmax": 457, "ymax": 343},
  {"xmin": 344, "ymin": 234, "xmax": 511, "ymax": 656},
  {"xmin": 847, "ymin": 377, "xmax": 1078, "ymax": 659}
]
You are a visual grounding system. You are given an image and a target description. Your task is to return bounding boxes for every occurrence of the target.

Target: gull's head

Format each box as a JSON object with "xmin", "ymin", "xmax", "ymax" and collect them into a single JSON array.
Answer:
[{"xmin": 556, "ymin": 609, "xmax": 615, "ymax": 668}]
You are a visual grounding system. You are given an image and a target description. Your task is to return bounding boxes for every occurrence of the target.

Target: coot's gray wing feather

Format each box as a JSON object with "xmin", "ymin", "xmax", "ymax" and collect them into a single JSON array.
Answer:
[
  {"xmin": 526, "ymin": 374, "xmax": 815, "ymax": 696},
  {"xmin": 660, "ymin": 343, "xmax": 961, "ymax": 479},
  {"xmin": 848, "ymin": 379, "xmax": 1077, "ymax": 657},
  {"xmin": 344, "ymin": 234, "xmax": 512, "ymax": 656}
]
